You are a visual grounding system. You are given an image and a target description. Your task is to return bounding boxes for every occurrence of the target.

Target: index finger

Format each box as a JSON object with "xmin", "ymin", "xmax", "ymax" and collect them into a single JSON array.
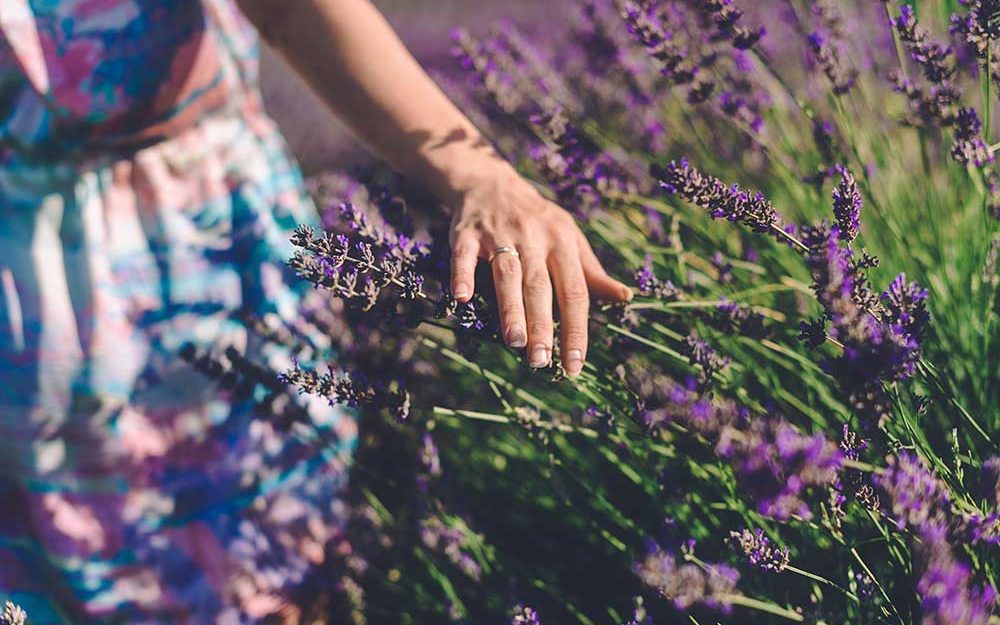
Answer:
[{"xmin": 548, "ymin": 242, "xmax": 589, "ymax": 377}]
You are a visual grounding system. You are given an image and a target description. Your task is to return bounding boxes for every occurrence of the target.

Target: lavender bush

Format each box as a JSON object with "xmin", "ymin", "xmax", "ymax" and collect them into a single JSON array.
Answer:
[{"xmin": 193, "ymin": 1, "xmax": 1000, "ymax": 623}]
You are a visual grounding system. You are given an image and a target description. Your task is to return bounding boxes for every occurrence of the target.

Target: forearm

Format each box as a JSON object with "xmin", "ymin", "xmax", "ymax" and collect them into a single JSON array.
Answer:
[{"xmin": 238, "ymin": 0, "xmax": 512, "ymax": 207}]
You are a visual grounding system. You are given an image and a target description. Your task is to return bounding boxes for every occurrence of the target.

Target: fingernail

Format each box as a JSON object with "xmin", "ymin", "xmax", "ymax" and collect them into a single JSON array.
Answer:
[
  {"xmin": 508, "ymin": 326, "xmax": 527, "ymax": 348},
  {"xmin": 454, "ymin": 283, "xmax": 471, "ymax": 300},
  {"xmin": 529, "ymin": 344, "xmax": 550, "ymax": 368},
  {"xmin": 564, "ymin": 349, "xmax": 584, "ymax": 376}
]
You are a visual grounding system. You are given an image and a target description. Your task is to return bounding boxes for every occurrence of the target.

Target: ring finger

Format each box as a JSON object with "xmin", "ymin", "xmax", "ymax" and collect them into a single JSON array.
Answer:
[{"xmin": 490, "ymin": 246, "xmax": 527, "ymax": 348}]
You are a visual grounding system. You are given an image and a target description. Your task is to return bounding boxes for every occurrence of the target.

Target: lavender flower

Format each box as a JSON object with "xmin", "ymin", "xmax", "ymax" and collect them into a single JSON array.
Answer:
[
  {"xmin": 877, "ymin": 452, "xmax": 952, "ymax": 532},
  {"xmin": 529, "ymin": 107, "xmax": 636, "ymax": 216},
  {"xmin": 635, "ymin": 375, "xmax": 842, "ymax": 520},
  {"xmin": 802, "ymin": 224, "xmax": 925, "ymax": 420},
  {"xmin": 981, "ymin": 457, "xmax": 1000, "ymax": 507},
  {"xmin": 967, "ymin": 512, "xmax": 1000, "ymax": 546},
  {"xmin": 893, "ymin": 6, "xmax": 956, "ymax": 84},
  {"xmin": 875, "ymin": 453, "xmax": 998, "ymax": 623},
  {"xmin": 511, "ymin": 605, "xmax": 541, "ymax": 625},
  {"xmin": 951, "ymin": 107, "xmax": 993, "ymax": 167},
  {"xmin": 656, "ymin": 158, "xmax": 782, "ymax": 235},
  {"xmin": 832, "ymin": 165, "xmax": 862, "ymax": 242},
  {"xmin": 621, "ymin": 2, "xmax": 698, "ymax": 85},
  {"xmin": 717, "ymin": 418, "xmax": 844, "ymax": 520},
  {"xmin": 635, "ymin": 543, "xmax": 740, "ymax": 612},
  {"xmin": 682, "ymin": 334, "xmax": 731, "ymax": 391},
  {"xmin": 699, "ymin": 299, "xmax": 769, "ymax": 339},
  {"xmin": 696, "ymin": 0, "xmax": 764, "ymax": 50},
  {"xmin": 807, "ymin": 31, "xmax": 858, "ymax": 95},
  {"xmin": 915, "ymin": 529, "xmax": 998, "ymax": 625},
  {"xmin": 634, "ymin": 256, "xmax": 680, "ymax": 300},
  {"xmin": 881, "ymin": 273, "xmax": 930, "ymax": 343},
  {"xmin": 280, "ymin": 360, "xmax": 411, "ymax": 422},
  {"xmin": 727, "ymin": 528, "xmax": 790, "ymax": 572},
  {"xmin": 893, "ymin": 75, "xmax": 962, "ymax": 127},
  {"xmin": 951, "ymin": 0, "xmax": 1000, "ymax": 59},
  {"xmin": 420, "ymin": 517, "xmax": 483, "ymax": 581}
]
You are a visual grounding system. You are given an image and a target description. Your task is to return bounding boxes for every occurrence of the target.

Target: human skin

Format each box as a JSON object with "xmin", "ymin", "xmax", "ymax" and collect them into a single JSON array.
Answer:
[{"xmin": 237, "ymin": 0, "xmax": 632, "ymax": 376}]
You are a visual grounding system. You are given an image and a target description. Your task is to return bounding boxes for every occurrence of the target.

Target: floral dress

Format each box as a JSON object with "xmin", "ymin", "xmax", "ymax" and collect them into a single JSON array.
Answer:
[{"xmin": 0, "ymin": 1, "xmax": 357, "ymax": 623}]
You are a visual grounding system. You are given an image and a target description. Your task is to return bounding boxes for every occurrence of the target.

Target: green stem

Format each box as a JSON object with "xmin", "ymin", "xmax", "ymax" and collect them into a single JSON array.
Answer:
[
  {"xmin": 432, "ymin": 406, "xmax": 599, "ymax": 438},
  {"xmin": 724, "ymin": 595, "xmax": 804, "ymax": 622},
  {"xmin": 784, "ymin": 564, "xmax": 860, "ymax": 603}
]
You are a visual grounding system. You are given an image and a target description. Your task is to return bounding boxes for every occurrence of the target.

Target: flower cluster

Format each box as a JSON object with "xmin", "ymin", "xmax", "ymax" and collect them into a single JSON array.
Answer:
[
  {"xmin": 727, "ymin": 528, "xmax": 790, "ymax": 572},
  {"xmin": 893, "ymin": 6, "xmax": 956, "ymax": 84},
  {"xmin": 801, "ymin": 224, "xmax": 926, "ymax": 421},
  {"xmin": 807, "ymin": 31, "xmax": 857, "ymax": 96},
  {"xmin": 634, "ymin": 542, "xmax": 740, "ymax": 612},
  {"xmin": 255, "ymin": 2, "xmax": 1000, "ymax": 623},
  {"xmin": 717, "ymin": 417, "xmax": 843, "ymax": 521},
  {"xmin": 636, "ymin": 375, "xmax": 843, "ymax": 520},
  {"xmin": 951, "ymin": 0, "xmax": 1000, "ymax": 59},
  {"xmin": 655, "ymin": 158, "xmax": 782, "ymax": 235},
  {"xmin": 419, "ymin": 517, "xmax": 484, "ymax": 581},
  {"xmin": 831, "ymin": 165, "xmax": 862, "ymax": 242},
  {"xmin": 695, "ymin": 0, "xmax": 764, "ymax": 50},
  {"xmin": 681, "ymin": 334, "xmax": 731, "ymax": 391},
  {"xmin": 511, "ymin": 605, "xmax": 541, "ymax": 625},
  {"xmin": 877, "ymin": 453, "xmax": 998, "ymax": 625},
  {"xmin": 696, "ymin": 299, "xmax": 769, "ymax": 339}
]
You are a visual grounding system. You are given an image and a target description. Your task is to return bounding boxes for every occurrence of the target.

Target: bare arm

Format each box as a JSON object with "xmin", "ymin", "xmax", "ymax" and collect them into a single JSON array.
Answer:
[{"xmin": 238, "ymin": 0, "xmax": 632, "ymax": 376}]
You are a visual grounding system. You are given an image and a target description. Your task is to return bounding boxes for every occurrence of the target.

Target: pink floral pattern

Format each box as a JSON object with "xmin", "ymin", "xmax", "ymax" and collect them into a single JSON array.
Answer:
[{"xmin": 0, "ymin": 2, "xmax": 356, "ymax": 624}]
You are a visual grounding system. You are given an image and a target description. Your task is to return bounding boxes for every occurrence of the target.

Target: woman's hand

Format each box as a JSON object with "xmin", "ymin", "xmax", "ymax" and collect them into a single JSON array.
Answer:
[
  {"xmin": 449, "ymin": 167, "xmax": 633, "ymax": 377},
  {"xmin": 242, "ymin": 0, "xmax": 632, "ymax": 369}
]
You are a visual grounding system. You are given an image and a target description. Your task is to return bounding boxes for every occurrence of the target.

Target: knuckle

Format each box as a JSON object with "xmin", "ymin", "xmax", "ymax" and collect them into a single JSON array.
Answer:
[
  {"xmin": 493, "ymin": 254, "xmax": 522, "ymax": 276},
  {"xmin": 451, "ymin": 244, "xmax": 476, "ymax": 261},
  {"xmin": 561, "ymin": 327, "xmax": 588, "ymax": 346},
  {"xmin": 549, "ymin": 226, "xmax": 577, "ymax": 249},
  {"xmin": 528, "ymin": 319, "xmax": 553, "ymax": 340},
  {"xmin": 523, "ymin": 271, "xmax": 551, "ymax": 294},
  {"xmin": 561, "ymin": 282, "xmax": 590, "ymax": 305}
]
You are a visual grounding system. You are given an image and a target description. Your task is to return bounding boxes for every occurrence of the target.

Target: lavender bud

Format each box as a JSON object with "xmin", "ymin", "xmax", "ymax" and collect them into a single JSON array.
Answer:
[
  {"xmin": 656, "ymin": 158, "xmax": 782, "ymax": 236},
  {"xmin": 831, "ymin": 165, "xmax": 862, "ymax": 242},
  {"xmin": 951, "ymin": 107, "xmax": 993, "ymax": 168},
  {"xmin": 727, "ymin": 528, "xmax": 790, "ymax": 572},
  {"xmin": 511, "ymin": 605, "xmax": 541, "ymax": 625},
  {"xmin": 682, "ymin": 334, "xmax": 731, "ymax": 391},
  {"xmin": 635, "ymin": 542, "xmax": 740, "ymax": 612},
  {"xmin": 807, "ymin": 31, "xmax": 857, "ymax": 95}
]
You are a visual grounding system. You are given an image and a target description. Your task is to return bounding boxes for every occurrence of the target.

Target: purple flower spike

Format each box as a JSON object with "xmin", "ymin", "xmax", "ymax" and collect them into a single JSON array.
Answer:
[
  {"xmin": 916, "ymin": 531, "xmax": 998, "ymax": 625},
  {"xmin": 877, "ymin": 452, "xmax": 951, "ymax": 532},
  {"xmin": 952, "ymin": 107, "xmax": 993, "ymax": 168},
  {"xmin": 807, "ymin": 32, "xmax": 857, "ymax": 95},
  {"xmin": 951, "ymin": 0, "xmax": 1000, "ymax": 59},
  {"xmin": 511, "ymin": 605, "xmax": 541, "ymax": 625},
  {"xmin": 635, "ymin": 543, "xmax": 740, "ymax": 612},
  {"xmin": 984, "ymin": 457, "xmax": 1000, "ymax": 506},
  {"xmin": 727, "ymin": 528, "xmax": 790, "ymax": 572},
  {"xmin": 892, "ymin": 6, "xmax": 956, "ymax": 85},
  {"xmin": 832, "ymin": 165, "xmax": 862, "ymax": 241},
  {"xmin": 656, "ymin": 159, "xmax": 782, "ymax": 235}
]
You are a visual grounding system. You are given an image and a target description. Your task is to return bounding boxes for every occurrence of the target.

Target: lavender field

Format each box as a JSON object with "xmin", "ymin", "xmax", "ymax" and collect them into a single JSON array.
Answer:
[{"xmin": 255, "ymin": 1, "xmax": 999, "ymax": 624}]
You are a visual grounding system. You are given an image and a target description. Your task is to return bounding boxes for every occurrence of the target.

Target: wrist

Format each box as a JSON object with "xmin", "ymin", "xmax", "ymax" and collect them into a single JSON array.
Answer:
[{"xmin": 446, "ymin": 159, "xmax": 535, "ymax": 209}]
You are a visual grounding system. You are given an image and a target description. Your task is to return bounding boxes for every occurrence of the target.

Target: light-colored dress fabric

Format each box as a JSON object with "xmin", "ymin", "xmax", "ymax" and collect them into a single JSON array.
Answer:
[{"xmin": 0, "ymin": 1, "xmax": 357, "ymax": 623}]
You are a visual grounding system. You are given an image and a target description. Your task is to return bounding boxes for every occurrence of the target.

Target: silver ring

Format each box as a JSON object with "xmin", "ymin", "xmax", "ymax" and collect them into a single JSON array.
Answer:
[{"xmin": 488, "ymin": 246, "xmax": 521, "ymax": 263}]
